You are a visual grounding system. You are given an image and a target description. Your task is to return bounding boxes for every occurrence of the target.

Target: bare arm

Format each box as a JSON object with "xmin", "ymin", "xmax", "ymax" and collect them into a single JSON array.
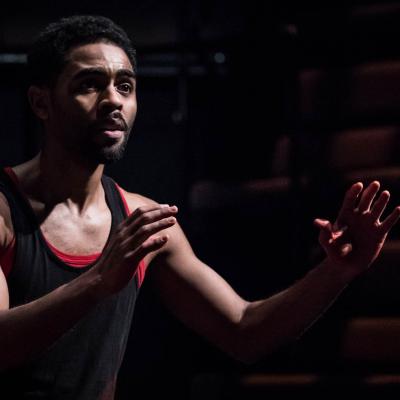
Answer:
[
  {"xmin": 0, "ymin": 202, "xmax": 178, "ymax": 370},
  {"xmin": 149, "ymin": 181, "xmax": 400, "ymax": 364},
  {"xmin": 0, "ymin": 265, "xmax": 102, "ymax": 369}
]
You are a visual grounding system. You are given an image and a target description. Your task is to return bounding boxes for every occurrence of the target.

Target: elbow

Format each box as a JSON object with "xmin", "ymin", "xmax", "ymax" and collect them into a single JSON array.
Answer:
[
  {"xmin": 227, "ymin": 326, "xmax": 268, "ymax": 366},
  {"xmin": 230, "ymin": 306, "xmax": 291, "ymax": 365},
  {"xmin": 235, "ymin": 302, "xmax": 264, "ymax": 365},
  {"xmin": 230, "ymin": 330, "xmax": 290, "ymax": 366},
  {"xmin": 227, "ymin": 340, "xmax": 264, "ymax": 366}
]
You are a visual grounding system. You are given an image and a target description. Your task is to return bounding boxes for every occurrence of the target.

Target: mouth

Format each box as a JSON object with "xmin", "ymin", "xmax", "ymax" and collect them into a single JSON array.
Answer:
[
  {"xmin": 95, "ymin": 119, "xmax": 127, "ymax": 140},
  {"xmin": 100, "ymin": 129, "xmax": 125, "ymax": 139}
]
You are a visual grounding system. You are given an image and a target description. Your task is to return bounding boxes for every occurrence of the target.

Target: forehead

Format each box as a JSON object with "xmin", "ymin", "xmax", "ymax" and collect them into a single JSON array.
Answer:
[{"xmin": 62, "ymin": 42, "xmax": 134, "ymax": 77}]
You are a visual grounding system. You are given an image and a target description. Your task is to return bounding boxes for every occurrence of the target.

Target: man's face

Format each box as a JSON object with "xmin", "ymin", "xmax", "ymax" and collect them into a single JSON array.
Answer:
[{"xmin": 45, "ymin": 42, "xmax": 137, "ymax": 164}]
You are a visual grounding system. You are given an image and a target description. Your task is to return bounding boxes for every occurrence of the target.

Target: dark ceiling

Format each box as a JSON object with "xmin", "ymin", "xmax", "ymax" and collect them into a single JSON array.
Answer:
[
  {"xmin": 0, "ymin": 1, "xmax": 251, "ymax": 51},
  {"xmin": 2, "ymin": 0, "xmax": 400, "ymax": 65}
]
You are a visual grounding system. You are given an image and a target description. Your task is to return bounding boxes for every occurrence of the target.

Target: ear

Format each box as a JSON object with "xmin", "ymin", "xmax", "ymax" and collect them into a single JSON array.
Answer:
[{"xmin": 27, "ymin": 85, "xmax": 50, "ymax": 120}]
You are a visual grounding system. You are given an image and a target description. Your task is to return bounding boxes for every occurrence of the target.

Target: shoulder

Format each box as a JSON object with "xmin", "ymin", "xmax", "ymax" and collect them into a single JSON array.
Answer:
[
  {"xmin": 0, "ymin": 192, "xmax": 13, "ymax": 250},
  {"xmin": 116, "ymin": 185, "xmax": 162, "ymax": 214},
  {"xmin": 116, "ymin": 185, "xmax": 192, "ymax": 264}
]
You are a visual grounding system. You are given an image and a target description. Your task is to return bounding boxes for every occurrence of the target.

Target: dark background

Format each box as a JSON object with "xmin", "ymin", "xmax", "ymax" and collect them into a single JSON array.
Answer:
[{"xmin": 3, "ymin": 1, "xmax": 400, "ymax": 398}]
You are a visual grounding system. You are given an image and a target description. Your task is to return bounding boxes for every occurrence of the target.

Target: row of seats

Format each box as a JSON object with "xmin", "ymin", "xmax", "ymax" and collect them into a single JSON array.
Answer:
[{"xmin": 186, "ymin": 9, "xmax": 400, "ymax": 397}]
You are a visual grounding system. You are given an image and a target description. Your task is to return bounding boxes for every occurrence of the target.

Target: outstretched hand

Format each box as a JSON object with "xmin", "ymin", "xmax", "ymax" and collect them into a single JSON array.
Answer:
[{"xmin": 314, "ymin": 181, "xmax": 400, "ymax": 276}]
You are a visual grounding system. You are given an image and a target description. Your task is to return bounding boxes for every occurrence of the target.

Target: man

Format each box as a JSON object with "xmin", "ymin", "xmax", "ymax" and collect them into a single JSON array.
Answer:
[{"xmin": 0, "ymin": 15, "xmax": 399, "ymax": 399}]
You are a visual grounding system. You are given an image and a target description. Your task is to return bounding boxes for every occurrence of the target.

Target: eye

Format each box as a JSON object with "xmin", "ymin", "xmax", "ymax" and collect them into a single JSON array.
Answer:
[
  {"xmin": 117, "ymin": 82, "xmax": 134, "ymax": 94},
  {"xmin": 78, "ymin": 79, "xmax": 99, "ymax": 93}
]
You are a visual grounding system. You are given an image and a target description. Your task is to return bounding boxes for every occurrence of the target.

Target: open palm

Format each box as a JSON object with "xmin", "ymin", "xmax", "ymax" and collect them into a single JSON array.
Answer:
[{"xmin": 314, "ymin": 181, "xmax": 400, "ymax": 275}]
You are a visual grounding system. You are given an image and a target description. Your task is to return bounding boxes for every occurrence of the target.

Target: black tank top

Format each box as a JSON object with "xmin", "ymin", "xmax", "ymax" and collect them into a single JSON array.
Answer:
[{"xmin": 0, "ymin": 170, "xmax": 139, "ymax": 399}]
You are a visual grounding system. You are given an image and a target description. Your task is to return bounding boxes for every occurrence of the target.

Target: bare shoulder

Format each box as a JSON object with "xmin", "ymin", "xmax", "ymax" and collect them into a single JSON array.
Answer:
[
  {"xmin": 117, "ymin": 186, "xmax": 160, "ymax": 213},
  {"xmin": 0, "ymin": 192, "xmax": 13, "ymax": 249},
  {"xmin": 117, "ymin": 185, "xmax": 193, "ymax": 263}
]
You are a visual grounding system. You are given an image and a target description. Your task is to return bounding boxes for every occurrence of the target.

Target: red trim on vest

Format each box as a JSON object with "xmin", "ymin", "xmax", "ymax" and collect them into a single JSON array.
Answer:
[
  {"xmin": 1, "ymin": 168, "xmax": 147, "ymax": 285},
  {"xmin": 0, "ymin": 236, "xmax": 16, "ymax": 278},
  {"xmin": 115, "ymin": 184, "xmax": 147, "ymax": 288},
  {"xmin": 0, "ymin": 168, "xmax": 18, "ymax": 278},
  {"xmin": 44, "ymin": 237, "xmax": 101, "ymax": 268},
  {"xmin": 4, "ymin": 167, "xmax": 18, "ymax": 186},
  {"xmin": 116, "ymin": 184, "xmax": 130, "ymax": 216}
]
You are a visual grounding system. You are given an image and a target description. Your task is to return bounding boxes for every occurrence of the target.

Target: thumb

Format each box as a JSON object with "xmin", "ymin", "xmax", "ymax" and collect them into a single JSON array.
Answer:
[
  {"xmin": 314, "ymin": 218, "xmax": 331, "ymax": 229},
  {"xmin": 314, "ymin": 218, "xmax": 334, "ymax": 247}
]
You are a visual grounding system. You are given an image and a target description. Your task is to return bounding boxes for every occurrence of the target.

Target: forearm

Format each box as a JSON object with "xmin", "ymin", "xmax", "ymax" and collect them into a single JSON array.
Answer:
[
  {"xmin": 237, "ymin": 258, "xmax": 358, "ymax": 364},
  {"xmin": 0, "ymin": 203, "xmax": 177, "ymax": 370},
  {"xmin": 0, "ymin": 270, "xmax": 102, "ymax": 370}
]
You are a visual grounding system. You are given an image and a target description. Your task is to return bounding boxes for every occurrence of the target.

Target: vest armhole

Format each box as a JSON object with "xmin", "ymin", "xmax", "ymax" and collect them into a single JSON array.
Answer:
[
  {"xmin": 0, "ymin": 236, "xmax": 16, "ymax": 278},
  {"xmin": 115, "ymin": 184, "xmax": 147, "ymax": 289},
  {"xmin": 0, "ymin": 169, "xmax": 18, "ymax": 279},
  {"xmin": 115, "ymin": 184, "xmax": 131, "ymax": 217}
]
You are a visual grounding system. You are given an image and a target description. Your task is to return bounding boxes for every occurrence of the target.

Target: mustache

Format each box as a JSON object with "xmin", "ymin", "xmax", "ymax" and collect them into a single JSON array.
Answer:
[{"xmin": 91, "ymin": 114, "xmax": 129, "ymax": 132}]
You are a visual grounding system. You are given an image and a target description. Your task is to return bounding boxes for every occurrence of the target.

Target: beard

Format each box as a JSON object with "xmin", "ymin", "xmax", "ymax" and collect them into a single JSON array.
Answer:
[
  {"xmin": 75, "ymin": 113, "xmax": 133, "ymax": 165},
  {"xmin": 81, "ymin": 129, "xmax": 131, "ymax": 165}
]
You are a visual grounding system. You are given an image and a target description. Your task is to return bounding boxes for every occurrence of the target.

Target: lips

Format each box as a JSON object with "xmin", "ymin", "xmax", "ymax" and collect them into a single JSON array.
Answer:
[
  {"xmin": 94, "ymin": 119, "xmax": 127, "ymax": 140},
  {"xmin": 101, "ymin": 129, "xmax": 124, "ymax": 139},
  {"xmin": 98, "ymin": 122, "xmax": 125, "ymax": 131}
]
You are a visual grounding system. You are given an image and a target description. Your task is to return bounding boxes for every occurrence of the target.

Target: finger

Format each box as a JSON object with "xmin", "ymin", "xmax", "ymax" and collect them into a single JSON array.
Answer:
[
  {"xmin": 126, "ymin": 234, "xmax": 169, "ymax": 264},
  {"xmin": 118, "ymin": 204, "xmax": 168, "ymax": 231},
  {"xmin": 370, "ymin": 190, "xmax": 390, "ymax": 220},
  {"xmin": 323, "ymin": 232, "xmax": 351, "ymax": 257},
  {"xmin": 380, "ymin": 206, "xmax": 400, "ymax": 233},
  {"xmin": 336, "ymin": 182, "xmax": 363, "ymax": 226},
  {"xmin": 316, "ymin": 221, "xmax": 343, "ymax": 245},
  {"xmin": 339, "ymin": 243, "xmax": 352, "ymax": 257},
  {"xmin": 313, "ymin": 218, "xmax": 330, "ymax": 229},
  {"xmin": 314, "ymin": 218, "xmax": 332, "ymax": 242},
  {"xmin": 357, "ymin": 181, "xmax": 380, "ymax": 213},
  {"xmin": 123, "ymin": 205, "xmax": 178, "ymax": 234},
  {"xmin": 130, "ymin": 203, "xmax": 169, "ymax": 219},
  {"xmin": 314, "ymin": 218, "xmax": 347, "ymax": 244},
  {"xmin": 124, "ymin": 216, "xmax": 177, "ymax": 246},
  {"xmin": 332, "ymin": 225, "xmax": 348, "ymax": 240},
  {"xmin": 127, "ymin": 206, "xmax": 177, "ymax": 236}
]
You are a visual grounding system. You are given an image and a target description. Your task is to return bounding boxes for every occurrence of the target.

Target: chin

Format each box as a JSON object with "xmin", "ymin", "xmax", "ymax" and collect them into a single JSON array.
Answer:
[
  {"xmin": 95, "ymin": 144, "xmax": 127, "ymax": 164},
  {"xmin": 87, "ymin": 133, "xmax": 130, "ymax": 164}
]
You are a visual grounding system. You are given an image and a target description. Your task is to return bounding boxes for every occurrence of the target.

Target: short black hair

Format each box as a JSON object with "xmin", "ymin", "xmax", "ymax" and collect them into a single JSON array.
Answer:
[{"xmin": 27, "ymin": 15, "xmax": 137, "ymax": 86}]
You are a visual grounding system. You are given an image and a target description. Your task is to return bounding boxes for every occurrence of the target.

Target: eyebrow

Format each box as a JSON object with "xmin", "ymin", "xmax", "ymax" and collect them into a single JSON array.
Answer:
[{"xmin": 72, "ymin": 67, "xmax": 136, "ymax": 81}]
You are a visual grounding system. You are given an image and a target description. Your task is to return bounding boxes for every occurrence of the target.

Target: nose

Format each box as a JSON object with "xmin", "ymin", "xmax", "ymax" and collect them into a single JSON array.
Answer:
[{"xmin": 98, "ymin": 85, "xmax": 123, "ymax": 113}]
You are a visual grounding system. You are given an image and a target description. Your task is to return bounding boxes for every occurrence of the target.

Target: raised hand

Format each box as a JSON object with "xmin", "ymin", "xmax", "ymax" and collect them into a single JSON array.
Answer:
[
  {"xmin": 314, "ymin": 181, "xmax": 400, "ymax": 276},
  {"xmin": 92, "ymin": 204, "xmax": 178, "ymax": 296}
]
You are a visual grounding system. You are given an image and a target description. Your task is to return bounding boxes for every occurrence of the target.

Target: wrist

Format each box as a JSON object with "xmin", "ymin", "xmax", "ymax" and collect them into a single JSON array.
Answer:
[
  {"xmin": 78, "ymin": 269, "xmax": 108, "ymax": 304},
  {"xmin": 319, "ymin": 257, "xmax": 363, "ymax": 286}
]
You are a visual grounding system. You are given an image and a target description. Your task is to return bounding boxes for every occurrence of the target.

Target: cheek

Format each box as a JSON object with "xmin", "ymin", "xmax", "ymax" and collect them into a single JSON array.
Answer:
[
  {"xmin": 53, "ymin": 98, "xmax": 87, "ymax": 122},
  {"xmin": 73, "ymin": 95, "xmax": 98, "ymax": 118},
  {"xmin": 126, "ymin": 102, "xmax": 138, "ymax": 128}
]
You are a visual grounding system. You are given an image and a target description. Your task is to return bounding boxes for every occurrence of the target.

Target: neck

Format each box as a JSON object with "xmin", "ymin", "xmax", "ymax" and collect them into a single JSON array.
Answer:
[{"xmin": 16, "ymin": 146, "xmax": 105, "ymax": 213}]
